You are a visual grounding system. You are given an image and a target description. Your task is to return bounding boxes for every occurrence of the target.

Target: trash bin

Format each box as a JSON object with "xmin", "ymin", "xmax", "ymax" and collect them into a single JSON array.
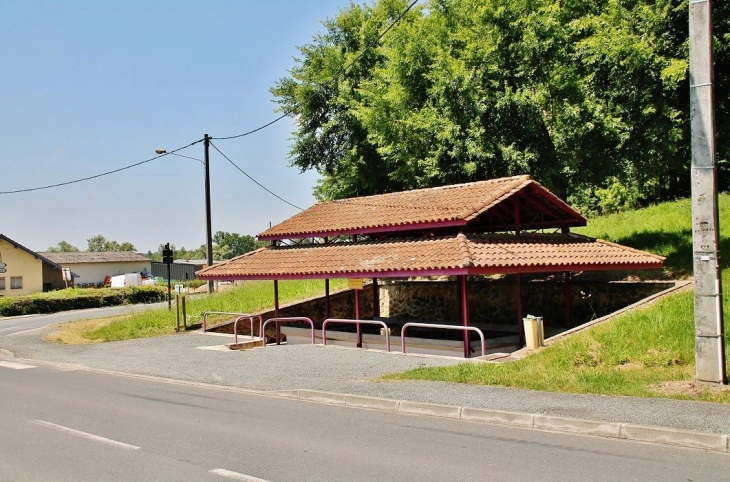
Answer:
[{"xmin": 523, "ymin": 315, "xmax": 544, "ymax": 349}]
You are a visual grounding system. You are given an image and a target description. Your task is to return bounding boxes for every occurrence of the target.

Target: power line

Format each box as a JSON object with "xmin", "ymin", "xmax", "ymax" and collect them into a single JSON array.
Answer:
[
  {"xmin": 208, "ymin": 141, "xmax": 304, "ymax": 211},
  {"xmin": 211, "ymin": 0, "xmax": 421, "ymax": 141},
  {"xmin": 0, "ymin": 139, "xmax": 204, "ymax": 195}
]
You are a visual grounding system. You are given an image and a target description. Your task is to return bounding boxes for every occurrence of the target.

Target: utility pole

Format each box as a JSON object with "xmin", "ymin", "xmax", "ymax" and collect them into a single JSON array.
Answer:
[
  {"xmin": 689, "ymin": 0, "xmax": 727, "ymax": 384},
  {"xmin": 204, "ymin": 133, "xmax": 214, "ymax": 294}
]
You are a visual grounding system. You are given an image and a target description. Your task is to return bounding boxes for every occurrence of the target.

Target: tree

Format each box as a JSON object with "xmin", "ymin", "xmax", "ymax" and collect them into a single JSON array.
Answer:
[
  {"xmin": 272, "ymin": 0, "xmax": 730, "ymax": 213},
  {"xmin": 45, "ymin": 241, "xmax": 80, "ymax": 252},
  {"xmin": 86, "ymin": 235, "xmax": 136, "ymax": 252},
  {"xmin": 212, "ymin": 231, "xmax": 264, "ymax": 260}
]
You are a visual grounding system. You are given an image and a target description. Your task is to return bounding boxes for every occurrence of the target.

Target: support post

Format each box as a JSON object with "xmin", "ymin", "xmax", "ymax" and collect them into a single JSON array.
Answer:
[
  {"xmin": 182, "ymin": 295, "xmax": 187, "ymax": 330},
  {"xmin": 176, "ymin": 295, "xmax": 180, "ymax": 332},
  {"xmin": 355, "ymin": 288, "xmax": 362, "ymax": 348},
  {"xmin": 325, "ymin": 279, "xmax": 331, "ymax": 319},
  {"xmin": 459, "ymin": 275, "xmax": 470, "ymax": 358},
  {"xmin": 517, "ymin": 273, "xmax": 524, "ymax": 347},
  {"xmin": 166, "ymin": 263, "xmax": 172, "ymax": 310},
  {"xmin": 204, "ymin": 133, "xmax": 214, "ymax": 294},
  {"xmin": 372, "ymin": 277, "xmax": 380, "ymax": 318},
  {"xmin": 565, "ymin": 271, "xmax": 572, "ymax": 329},
  {"xmin": 274, "ymin": 280, "xmax": 281, "ymax": 344},
  {"xmin": 690, "ymin": 0, "xmax": 727, "ymax": 384}
]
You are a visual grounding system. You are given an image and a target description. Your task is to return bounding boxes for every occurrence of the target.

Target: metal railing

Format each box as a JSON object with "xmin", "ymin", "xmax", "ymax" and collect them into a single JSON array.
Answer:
[
  {"xmin": 202, "ymin": 311, "xmax": 256, "ymax": 332},
  {"xmin": 400, "ymin": 323, "xmax": 486, "ymax": 357},
  {"xmin": 233, "ymin": 314, "xmax": 264, "ymax": 344},
  {"xmin": 262, "ymin": 317, "xmax": 315, "ymax": 346},
  {"xmin": 322, "ymin": 318, "xmax": 391, "ymax": 352}
]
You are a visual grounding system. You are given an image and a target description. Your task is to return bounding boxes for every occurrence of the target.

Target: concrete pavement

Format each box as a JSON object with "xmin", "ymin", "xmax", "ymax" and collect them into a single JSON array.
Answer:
[{"xmin": 1, "ymin": 325, "xmax": 729, "ymax": 453}]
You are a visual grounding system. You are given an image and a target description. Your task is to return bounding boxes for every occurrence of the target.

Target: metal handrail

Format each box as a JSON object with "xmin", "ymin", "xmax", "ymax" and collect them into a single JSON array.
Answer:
[
  {"xmin": 232, "ymin": 314, "xmax": 263, "ymax": 344},
  {"xmin": 322, "ymin": 318, "xmax": 391, "ymax": 352},
  {"xmin": 400, "ymin": 323, "xmax": 486, "ymax": 357},
  {"xmin": 202, "ymin": 311, "xmax": 253, "ymax": 332},
  {"xmin": 262, "ymin": 317, "xmax": 315, "ymax": 346}
]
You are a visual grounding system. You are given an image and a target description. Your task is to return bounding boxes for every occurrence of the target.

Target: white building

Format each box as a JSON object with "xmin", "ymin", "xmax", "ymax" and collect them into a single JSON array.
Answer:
[{"xmin": 40, "ymin": 251, "xmax": 152, "ymax": 287}]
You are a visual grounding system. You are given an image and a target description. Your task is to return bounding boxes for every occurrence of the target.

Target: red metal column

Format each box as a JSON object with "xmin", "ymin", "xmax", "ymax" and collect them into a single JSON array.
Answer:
[
  {"xmin": 372, "ymin": 277, "xmax": 380, "ymax": 318},
  {"xmin": 325, "ymin": 279, "xmax": 331, "ymax": 319},
  {"xmin": 355, "ymin": 288, "xmax": 362, "ymax": 347},
  {"xmin": 517, "ymin": 273, "xmax": 525, "ymax": 347},
  {"xmin": 274, "ymin": 280, "xmax": 281, "ymax": 344},
  {"xmin": 460, "ymin": 275, "xmax": 470, "ymax": 358},
  {"xmin": 565, "ymin": 271, "xmax": 572, "ymax": 329}
]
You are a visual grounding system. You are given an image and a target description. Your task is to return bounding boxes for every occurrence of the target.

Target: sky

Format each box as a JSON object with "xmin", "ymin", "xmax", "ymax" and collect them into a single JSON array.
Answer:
[{"xmin": 0, "ymin": 0, "xmax": 351, "ymax": 254}]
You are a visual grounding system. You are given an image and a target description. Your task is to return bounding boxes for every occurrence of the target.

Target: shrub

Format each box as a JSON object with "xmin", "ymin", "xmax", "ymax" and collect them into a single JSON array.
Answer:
[{"xmin": 0, "ymin": 286, "xmax": 167, "ymax": 317}]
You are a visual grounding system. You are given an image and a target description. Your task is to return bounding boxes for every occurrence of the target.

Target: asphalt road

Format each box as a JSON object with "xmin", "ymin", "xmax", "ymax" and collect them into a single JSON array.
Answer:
[
  {"xmin": 1, "ymin": 360, "xmax": 728, "ymax": 481},
  {"xmin": 0, "ymin": 303, "xmax": 167, "ymax": 336}
]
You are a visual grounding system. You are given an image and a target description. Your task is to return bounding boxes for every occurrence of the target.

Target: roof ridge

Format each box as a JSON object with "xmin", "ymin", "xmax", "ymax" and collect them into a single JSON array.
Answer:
[
  {"xmin": 460, "ymin": 175, "xmax": 532, "ymax": 221},
  {"xmin": 457, "ymin": 232, "xmax": 473, "ymax": 268}
]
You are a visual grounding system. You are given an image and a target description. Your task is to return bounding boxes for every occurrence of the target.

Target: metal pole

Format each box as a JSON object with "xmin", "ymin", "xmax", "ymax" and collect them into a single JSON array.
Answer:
[
  {"xmin": 460, "ymin": 275, "xmax": 470, "ymax": 358},
  {"xmin": 166, "ymin": 263, "xmax": 171, "ymax": 310},
  {"xmin": 690, "ymin": 0, "xmax": 727, "ymax": 384},
  {"xmin": 204, "ymin": 134, "xmax": 214, "ymax": 294},
  {"xmin": 355, "ymin": 288, "xmax": 362, "ymax": 348}
]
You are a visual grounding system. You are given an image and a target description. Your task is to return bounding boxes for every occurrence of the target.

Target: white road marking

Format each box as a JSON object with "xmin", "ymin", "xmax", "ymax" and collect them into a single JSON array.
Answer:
[
  {"xmin": 0, "ymin": 361, "xmax": 37, "ymax": 370},
  {"xmin": 0, "ymin": 326, "xmax": 21, "ymax": 332},
  {"xmin": 209, "ymin": 469, "xmax": 272, "ymax": 482},
  {"xmin": 30, "ymin": 420, "xmax": 140, "ymax": 450}
]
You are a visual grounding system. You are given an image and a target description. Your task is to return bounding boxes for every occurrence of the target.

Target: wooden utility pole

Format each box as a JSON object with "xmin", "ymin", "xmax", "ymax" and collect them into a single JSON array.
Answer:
[{"xmin": 689, "ymin": 0, "xmax": 727, "ymax": 384}]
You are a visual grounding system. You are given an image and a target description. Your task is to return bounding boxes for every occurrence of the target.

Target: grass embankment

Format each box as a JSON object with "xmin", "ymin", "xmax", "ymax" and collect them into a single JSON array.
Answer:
[
  {"xmin": 384, "ymin": 195, "xmax": 730, "ymax": 403},
  {"xmin": 48, "ymin": 279, "xmax": 347, "ymax": 344}
]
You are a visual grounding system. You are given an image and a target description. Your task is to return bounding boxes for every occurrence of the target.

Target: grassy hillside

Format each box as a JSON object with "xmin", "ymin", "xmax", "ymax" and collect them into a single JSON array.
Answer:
[
  {"xmin": 386, "ymin": 195, "xmax": 730, "ymax": 402},
  {"xmin": 48, "ymin": 279, "xmax": 347, "ymax": 344},
  {"xmin": 573, "ymin": 194, "xmax": 730, "ymax": 277}
]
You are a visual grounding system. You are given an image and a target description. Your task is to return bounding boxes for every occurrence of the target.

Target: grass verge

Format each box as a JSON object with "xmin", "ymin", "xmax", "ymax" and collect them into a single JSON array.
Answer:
[
  {"xmin": 382, "ymin": 272, "xmax": 730, "ymax": 403},
  {"xmin": 46, "ymin": 279, "xmax": 347, "ymax": 344}
]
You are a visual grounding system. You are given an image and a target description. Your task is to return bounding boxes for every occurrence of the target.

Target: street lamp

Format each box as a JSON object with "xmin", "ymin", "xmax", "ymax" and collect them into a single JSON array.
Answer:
[{"xmin": 155, "ymin": 134, "xmax": 214, "ymax": 294}]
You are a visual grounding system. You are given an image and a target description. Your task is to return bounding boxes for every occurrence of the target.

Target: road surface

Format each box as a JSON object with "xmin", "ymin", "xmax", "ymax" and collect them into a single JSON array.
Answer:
[
  {"xmin": 0, "ymin": 303, "xmax": 167, "ymax": 336},
  {"xmin": 1, "ymin": 360, "xmax": 728, "ymax": 481}
]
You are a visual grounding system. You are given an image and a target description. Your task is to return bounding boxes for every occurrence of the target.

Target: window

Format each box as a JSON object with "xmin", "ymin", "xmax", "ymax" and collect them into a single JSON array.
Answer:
[
  {"xmin": 0, "ymin": 277, "xmax": 5, "ymax": 290},
  {"xmin": 10, "ymin": 276, "xmax": 22, "ymax": 290}
]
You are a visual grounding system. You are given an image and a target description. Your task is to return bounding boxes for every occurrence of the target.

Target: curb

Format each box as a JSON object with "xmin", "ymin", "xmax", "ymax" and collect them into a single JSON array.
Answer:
[
  {"xmin": 12, "ymin": 358, "xmax": 729, "ymax": 454},
  {"xmin": 279, "ymin": 389, "xmax": 730, "ymax": 454}
]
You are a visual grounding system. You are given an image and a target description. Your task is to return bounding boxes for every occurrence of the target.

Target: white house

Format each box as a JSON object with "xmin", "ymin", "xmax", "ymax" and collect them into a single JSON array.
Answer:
[{"xmin": 40, "ymin": 251, "xmax": 153, "ymax": 287}]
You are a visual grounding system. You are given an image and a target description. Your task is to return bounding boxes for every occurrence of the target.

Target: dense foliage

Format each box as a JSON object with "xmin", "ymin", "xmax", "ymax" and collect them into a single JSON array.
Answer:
[
  {"xmin": 272, "ymin": 0, "xmax": 730, "ymax": 215},
  {"xmin": 0, "ymin": 286, "xmax": 166, "ymax": 317}
]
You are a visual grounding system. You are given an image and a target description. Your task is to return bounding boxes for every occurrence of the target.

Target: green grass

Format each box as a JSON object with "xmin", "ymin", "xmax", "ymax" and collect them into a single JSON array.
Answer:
[
  {"xmin": 385, "ymin": 195, "xmax": 730, "ymax": 402},
  {"xmin": 66, "ymin": 279, "xmax": 347, "ymax": 343},
  {"xmin": 573, "ymin": 193, "xmax": 730, "ymax": 277}
]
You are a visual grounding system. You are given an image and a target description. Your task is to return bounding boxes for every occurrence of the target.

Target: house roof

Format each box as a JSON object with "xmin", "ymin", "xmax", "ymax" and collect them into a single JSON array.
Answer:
[
  {"xmin": 197, "ymin": 233, "xmax": 664, "ymax": 280},
  {"xmin": 0, "ymin": 234, "xmax": 63, "ymax": 270},
  {"xmin": 39, "ymin": 251, "xmax": 152, "ymax": 264},
  {"xmin": 257, "ymin": 176, "xmax": 586, "ymax": 240}
]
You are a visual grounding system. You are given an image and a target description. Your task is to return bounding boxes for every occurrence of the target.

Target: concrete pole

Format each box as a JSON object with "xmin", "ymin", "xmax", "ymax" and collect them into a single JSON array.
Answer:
[
  {"xmin": 204, "ymin": 134, "xmax": 214, "ymax": 294},
  {"xmin": 689, "ymin": 0, "xmax": 727, "ymax": 384}
]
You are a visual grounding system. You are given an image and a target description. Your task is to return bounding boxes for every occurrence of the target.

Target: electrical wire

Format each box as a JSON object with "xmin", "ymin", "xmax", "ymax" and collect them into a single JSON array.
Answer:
[
  {"xmin": 211, "ymin": 0, "xmax": 421, "ymax": 141},
  {"xmin": 208, "ymin": 141, "xmax": 304, "ymax": 211},
  {"xmin": 0, "ymin": 138, "xmax": 204, "ymax": 195}
]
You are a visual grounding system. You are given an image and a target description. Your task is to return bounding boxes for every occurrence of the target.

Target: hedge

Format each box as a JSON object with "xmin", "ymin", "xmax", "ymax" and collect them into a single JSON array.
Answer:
[{"xmin": 0, "ymin": 286, "xmax": 167, "ymax": 317}]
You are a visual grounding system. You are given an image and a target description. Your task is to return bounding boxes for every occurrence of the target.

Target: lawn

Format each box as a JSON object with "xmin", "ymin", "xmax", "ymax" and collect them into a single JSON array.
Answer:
[
  {"xmin": 48, "ymin": 279, "xmax": 347, "ymax": 344},
  {"xmin": 384, "ymin": 195, "xmax": 730, "ymax": 403}
]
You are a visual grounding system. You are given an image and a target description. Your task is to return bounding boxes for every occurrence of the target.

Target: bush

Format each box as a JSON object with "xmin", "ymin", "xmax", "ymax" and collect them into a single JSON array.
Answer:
[{"xmin": 0, "ymin": 286, "xmax": 167, "ymax": 317}]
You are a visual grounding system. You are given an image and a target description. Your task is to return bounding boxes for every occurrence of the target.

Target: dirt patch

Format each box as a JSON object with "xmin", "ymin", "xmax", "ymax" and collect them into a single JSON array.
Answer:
[
  {"xmin": 43, "ymin": 317, "xmax": 118, "ymax": 345},
  {"xmin": 615, "ymin": 361, "xmax": 643, "ymax": 371},
  {"xmin": 653, "ymin": 380, "xmax": 730, "ymax": 397}
]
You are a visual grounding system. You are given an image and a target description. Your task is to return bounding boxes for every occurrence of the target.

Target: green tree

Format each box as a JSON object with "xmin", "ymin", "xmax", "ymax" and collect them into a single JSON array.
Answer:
[
  {"xmin": 86, "ymin": 235, "xmax": 136, "ymax": 252},
  {"xmin": 272, "ymin": 0, "xmax": 730, "ymax": 211},
  {"xmin": 46, "ymin": 240, "xmax": 80, "ymax": 252}
]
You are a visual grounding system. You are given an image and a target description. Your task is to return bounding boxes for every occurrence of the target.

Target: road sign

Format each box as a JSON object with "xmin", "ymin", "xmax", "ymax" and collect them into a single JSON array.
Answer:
[{"xmin": 175, "ymin": 284, "xmax": 184, "ymax": 295}]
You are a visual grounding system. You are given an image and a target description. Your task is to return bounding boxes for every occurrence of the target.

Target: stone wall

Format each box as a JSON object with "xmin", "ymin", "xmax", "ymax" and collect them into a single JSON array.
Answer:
[
  {"xmin": 379, "ymin": 279, "xmax": 675, "ymax": 328},
  {"xmin": 210, "ymin": 278, "xmax": 674, "ymax": 335}
]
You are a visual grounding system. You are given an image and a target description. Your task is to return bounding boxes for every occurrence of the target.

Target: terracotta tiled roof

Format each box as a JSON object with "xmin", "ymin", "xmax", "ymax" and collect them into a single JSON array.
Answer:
[
  {"xmin": 258, "ymin": 176, "xmax": 586, "ymax": 240},
  {"xmin": 40, "ymin": 251, "xmax": 152, "ymax": 264},
  {"xmin": 197, "ymin": 233, "xmax": 664, "ymax": 280}
]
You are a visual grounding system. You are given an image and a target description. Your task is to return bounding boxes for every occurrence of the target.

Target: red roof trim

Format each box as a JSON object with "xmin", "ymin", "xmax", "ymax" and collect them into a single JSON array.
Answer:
[{"xmin": 257, "ymin": 219, "xmax": 468, "ymax": 241}]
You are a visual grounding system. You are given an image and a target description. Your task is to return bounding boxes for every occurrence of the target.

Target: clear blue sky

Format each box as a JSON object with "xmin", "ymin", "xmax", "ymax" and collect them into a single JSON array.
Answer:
[{"xmin": 0, "ymin": 0, "xmax": 349, "ymax": 253}]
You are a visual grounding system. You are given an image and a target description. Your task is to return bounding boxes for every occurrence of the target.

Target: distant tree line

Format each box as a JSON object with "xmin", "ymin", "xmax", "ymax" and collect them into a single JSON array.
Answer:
[
  {"xmin": 145, "ymin": 231, "xmax": 265, "ymax": 262},
  {"xmin": 46, "ymin": 235, "xmax": 136, "ymax": 253},
  {"xmin": 272, "ymin": 0, "xmax": 730, "ymax": 215}
]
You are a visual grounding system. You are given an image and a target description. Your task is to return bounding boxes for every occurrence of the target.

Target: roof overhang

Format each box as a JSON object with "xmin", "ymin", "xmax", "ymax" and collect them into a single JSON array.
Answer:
[{"xmin": 197, "ymin": 233, "xmax": 664, "ymax": 281}]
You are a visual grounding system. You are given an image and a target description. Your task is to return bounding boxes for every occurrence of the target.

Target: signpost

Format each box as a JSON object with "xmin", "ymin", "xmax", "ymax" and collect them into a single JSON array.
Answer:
[{"xmin": 162, "ymin": 243, "xmax": 173, "ymax": 310}]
